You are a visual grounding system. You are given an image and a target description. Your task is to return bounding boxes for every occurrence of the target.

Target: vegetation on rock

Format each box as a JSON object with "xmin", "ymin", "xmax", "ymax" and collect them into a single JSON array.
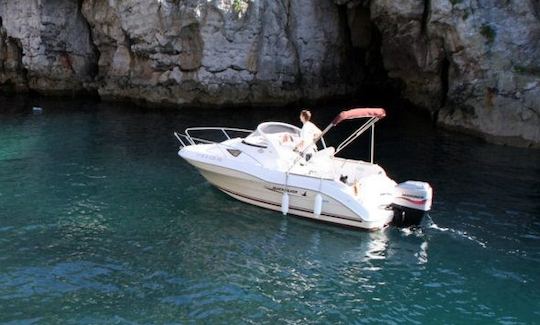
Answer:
[{"xmin": 480, "ymin": 24, "xmax": 496, "ymax": 44}]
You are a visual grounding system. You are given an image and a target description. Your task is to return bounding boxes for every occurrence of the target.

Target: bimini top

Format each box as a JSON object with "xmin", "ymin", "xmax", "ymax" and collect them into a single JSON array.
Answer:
[{"xmin": 331, "ymin": 108, "xmax": 386, "ymax": 126}]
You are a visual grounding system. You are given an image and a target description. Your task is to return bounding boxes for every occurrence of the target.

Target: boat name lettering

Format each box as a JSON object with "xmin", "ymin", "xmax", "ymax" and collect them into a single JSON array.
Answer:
[
  {"xmin": 402, "ymin": 193, "xmax": 424, "ymax": 199},
  {"xmin": 266, "ymin": 186, "xmax": 298, "ymax": 194},
  {"xmin": 198, "ymin": 153, "xmax": 222, "ymax": 161}
]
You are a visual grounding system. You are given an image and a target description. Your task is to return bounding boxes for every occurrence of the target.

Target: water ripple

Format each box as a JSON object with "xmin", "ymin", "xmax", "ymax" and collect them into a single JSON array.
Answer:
[{"xmin": 0, "ymin": 99, "xmax": 538, "ymax": 323}]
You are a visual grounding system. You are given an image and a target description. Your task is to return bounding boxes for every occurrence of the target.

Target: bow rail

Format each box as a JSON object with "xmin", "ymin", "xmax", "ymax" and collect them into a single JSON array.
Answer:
[
  {"xmin": 173, "ymin": 127, "xmax": 264, "ymax": 167},
  {"xmin": 174, "ymin": 127, "xmax": 253, "ymax": 148}
]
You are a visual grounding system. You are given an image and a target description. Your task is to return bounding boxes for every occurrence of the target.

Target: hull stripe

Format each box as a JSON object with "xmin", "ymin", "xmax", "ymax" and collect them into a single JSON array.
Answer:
[
  {"xmin": 397, "ymin": 196, "xmax": 427, "ymax": 205},
  {"xmin": 216, "ymin": 186, "xmax": 363, "ymax": 223}
]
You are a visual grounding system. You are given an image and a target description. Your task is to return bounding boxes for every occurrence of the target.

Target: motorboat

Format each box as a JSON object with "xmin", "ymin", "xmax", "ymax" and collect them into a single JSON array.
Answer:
[{"xmin": 174, "ymin": 108, "xmax": 433, "ymax": 231}]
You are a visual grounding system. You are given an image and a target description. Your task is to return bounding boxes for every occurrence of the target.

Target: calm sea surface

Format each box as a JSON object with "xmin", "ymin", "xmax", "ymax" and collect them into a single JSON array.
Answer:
[{"xmin": 0, "ymin": 96, "xmax": 539, "ymax": 324}]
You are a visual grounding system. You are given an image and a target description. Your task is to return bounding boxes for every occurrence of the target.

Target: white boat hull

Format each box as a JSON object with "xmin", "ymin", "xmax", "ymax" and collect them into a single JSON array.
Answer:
[{"xmin": 186, "ymin": 157, "xmax": 394, "ymax": 231}]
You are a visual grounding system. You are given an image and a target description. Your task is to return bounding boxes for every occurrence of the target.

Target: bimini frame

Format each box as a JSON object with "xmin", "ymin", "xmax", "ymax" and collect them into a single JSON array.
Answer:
[{"xmin": 314, "ymin": 108, "xmax": 386, "ymax": 164}]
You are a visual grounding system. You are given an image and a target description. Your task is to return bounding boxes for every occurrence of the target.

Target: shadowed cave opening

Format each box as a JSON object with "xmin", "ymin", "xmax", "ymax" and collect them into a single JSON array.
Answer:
[
  {"xmin": 440, "ymin": 56, "xmax": 450, "ymax": 107},
  {"xmin": 332, "ymin": 3, "xmax": 413, "ymax": 117}
]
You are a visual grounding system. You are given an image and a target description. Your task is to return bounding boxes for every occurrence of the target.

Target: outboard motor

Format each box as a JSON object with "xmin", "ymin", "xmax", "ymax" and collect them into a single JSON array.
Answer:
[{"xmin": 392, "ymin": 181, "xmax": 433, "ymax": 227}]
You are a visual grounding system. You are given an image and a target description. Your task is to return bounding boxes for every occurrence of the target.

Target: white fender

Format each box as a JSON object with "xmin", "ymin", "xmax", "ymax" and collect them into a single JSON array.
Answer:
[
  {"xmin": 281, "ymin": 192, "xmax": 289, "ymax": 215},
  {"xmin": 313, "ymin": 193, "xmax": 322, "ymax": 216}
]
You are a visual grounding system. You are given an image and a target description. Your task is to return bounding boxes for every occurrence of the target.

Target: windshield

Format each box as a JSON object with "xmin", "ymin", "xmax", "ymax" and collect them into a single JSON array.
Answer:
[
  {"xmin": 259, "ymin": 123, "xmax": 300, "ymax": 136},
  {"xmin": 243, "ymin": 122, "xmax": 302, "ymax": 149},
  {"xmin": 243, "ymin": 130, "xmax": 268, "ymax": 148}
]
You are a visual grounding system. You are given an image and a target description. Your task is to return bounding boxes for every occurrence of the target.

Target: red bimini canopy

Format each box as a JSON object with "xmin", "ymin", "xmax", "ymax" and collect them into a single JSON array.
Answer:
[{"xmin": 331, "ymin": 108, "xmax": 386, "ymax": 125}]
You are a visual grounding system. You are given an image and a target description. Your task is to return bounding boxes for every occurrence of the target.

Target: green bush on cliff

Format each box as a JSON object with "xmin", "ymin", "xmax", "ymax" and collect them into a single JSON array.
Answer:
[
  {"xmin": 480, "ymin": 24, "xmax": 496, "ymax": 44},
  {"xmin": 232, "ymin": 0, "xmax": 249, "ymax": 17},
  {"xmin": 514, "ymin": 65, "xmax": 540, "ymax": 76}
]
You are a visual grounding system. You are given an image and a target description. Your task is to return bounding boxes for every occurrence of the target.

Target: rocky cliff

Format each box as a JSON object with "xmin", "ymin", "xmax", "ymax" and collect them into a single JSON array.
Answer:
[
  {"xmin": 362, "ymin": 0, "xmax": 540, "ymax": 147},
  {"xmin": 0, "ymin": 1, "xmax": 97, "ymax": 94},
  {"xmin": 0, "ymin": 0, "xmax": 539, "ymax": 147}
]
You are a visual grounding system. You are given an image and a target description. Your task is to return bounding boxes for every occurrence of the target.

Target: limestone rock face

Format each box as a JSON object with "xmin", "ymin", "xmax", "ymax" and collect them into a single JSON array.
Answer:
[
  {"xmin": 363, "ymin": 0, "xmax": 540, "ymax": 146},
  {"xmin": 79, "ymin": 0, "xmax": 355, "ymax": 106},
  {"xmin": 0, "ymin": 0, "xmax": 539, "ymax": 147},
  {"xmin": 0, "ymin": 0, "xmax": 97, "ymax": 94}
]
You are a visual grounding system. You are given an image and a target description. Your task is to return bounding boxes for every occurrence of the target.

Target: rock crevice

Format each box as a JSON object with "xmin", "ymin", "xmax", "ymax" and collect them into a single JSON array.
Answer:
[{"xmin": 0, "ymin": 21, "xmax": 28, "ymax": 92}]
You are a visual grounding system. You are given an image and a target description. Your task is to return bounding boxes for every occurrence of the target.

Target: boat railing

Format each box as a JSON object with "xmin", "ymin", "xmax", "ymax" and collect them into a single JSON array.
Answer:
[
  {"xmin": 174, "ymin": 127, "xmax": 253, "ymax": 147},
  {"xmin": 174, "ymin": 127, "xmax": 265, "ymax": 167}
]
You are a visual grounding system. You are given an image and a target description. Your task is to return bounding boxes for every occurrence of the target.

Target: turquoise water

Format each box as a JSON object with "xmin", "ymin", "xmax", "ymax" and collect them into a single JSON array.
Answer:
[{"xmin": 1, "ymin": 97, "xmax": 539, "ymax": 323}]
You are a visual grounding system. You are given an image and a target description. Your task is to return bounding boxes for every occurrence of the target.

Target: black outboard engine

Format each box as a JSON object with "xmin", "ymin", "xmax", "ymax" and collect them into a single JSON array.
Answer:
[{"xmin": 392, "ymin": 181, "xmax": 433, "ymax": 227}]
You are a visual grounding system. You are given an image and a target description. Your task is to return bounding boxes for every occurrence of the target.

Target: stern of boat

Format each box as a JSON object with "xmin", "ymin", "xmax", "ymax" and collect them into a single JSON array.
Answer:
[{"xmin": 391, "ymin": 181, "xmax": 433, "ymax": 227}]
